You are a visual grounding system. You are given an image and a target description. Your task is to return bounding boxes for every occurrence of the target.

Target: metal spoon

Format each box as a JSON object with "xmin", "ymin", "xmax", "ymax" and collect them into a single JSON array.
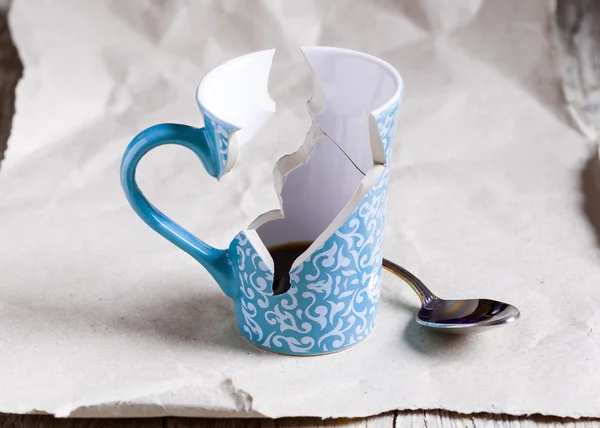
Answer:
[{"xmin": 382, "ymin": 258, "xmax": 520, "ymax": 333}]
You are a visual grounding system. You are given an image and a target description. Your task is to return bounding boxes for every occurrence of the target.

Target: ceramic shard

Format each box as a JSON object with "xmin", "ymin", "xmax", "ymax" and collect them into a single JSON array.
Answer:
[
  {"xmin": 196, "ymin": 45, "xmax": 402, "ymax": 355},
  {"xmin": 244, "ymin": 46, "xmax": 397, "ymax": 276}
]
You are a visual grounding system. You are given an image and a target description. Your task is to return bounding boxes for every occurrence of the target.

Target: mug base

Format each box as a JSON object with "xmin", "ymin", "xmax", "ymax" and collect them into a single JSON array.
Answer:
[{"xmin": 239, "ymin": 331, "xmax": 371, "ymax": 357}]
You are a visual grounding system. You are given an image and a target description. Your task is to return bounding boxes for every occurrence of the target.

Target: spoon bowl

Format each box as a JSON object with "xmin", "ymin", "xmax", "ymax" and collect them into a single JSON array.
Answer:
[
  {"xmin": 417, "ymin": 298, "xmax": 520, "ymax": 333},
  {"xmin": 382, "ymin": 258, "xmax": 520, "ymax": 334}
]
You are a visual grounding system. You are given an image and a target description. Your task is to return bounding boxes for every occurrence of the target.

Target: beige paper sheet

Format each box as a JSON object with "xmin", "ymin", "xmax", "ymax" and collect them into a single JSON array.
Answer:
[{"xmin": 2, "ymin": 0, "xmax": 600, "ymax": 419}]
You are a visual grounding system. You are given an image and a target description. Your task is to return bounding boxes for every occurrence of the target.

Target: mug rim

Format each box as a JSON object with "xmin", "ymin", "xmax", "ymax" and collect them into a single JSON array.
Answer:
[
  {"xmin": 301, "ymin": 45, "xmax": 404, "ymax": 116},
  {"xmin": 195, "ymin": 46, "xmax": 404, "ymax": 122}
]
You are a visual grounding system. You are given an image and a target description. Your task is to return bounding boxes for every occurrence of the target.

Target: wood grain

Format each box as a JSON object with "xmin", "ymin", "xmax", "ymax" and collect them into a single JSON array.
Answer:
[
  {"xmin": 0, "ymin": 3, "xmax": 599, "ymax": 428},
  {"xmin": 2, "ymin": 412, "xmax": 600, "ymax": 428},
  {"xmin": 163, "ymin": 412, "xmax": 600, "ymax": 428},
  {"xmin": 0, "ymin": 414, "xmax": 162, "ymax": 428}
]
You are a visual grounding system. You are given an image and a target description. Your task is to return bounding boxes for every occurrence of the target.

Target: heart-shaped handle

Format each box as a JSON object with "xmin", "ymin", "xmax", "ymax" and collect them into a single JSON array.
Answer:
[{"xmin": 120, "ymin": 123, "xmax": 236, "ymax": 298}]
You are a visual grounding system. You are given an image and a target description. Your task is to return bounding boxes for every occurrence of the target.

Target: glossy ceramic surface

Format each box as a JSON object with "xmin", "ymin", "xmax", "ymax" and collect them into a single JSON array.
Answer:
[{"xmin": 121, "ymin": 47, "xmax": 404, "ymax": 355}]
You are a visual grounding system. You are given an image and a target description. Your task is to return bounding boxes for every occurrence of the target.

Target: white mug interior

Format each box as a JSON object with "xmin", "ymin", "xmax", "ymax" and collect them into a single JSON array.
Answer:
[
  {"xmin": 196, "ymin": 46, "xmax": 403, "ymax": 271},
  {"xmin": 253, "ymin": 47, "xmax": 402, "ymax": 257},
  {"xmin": 196, "ymin": 49, "xmax": 276, "ymax": 147}
]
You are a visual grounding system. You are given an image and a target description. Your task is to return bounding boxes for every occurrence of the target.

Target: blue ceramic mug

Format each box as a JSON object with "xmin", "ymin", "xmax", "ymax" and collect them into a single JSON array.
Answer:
[{"xmin": 121, "ymin": 47, "xmax": 403, "ymax": 355}]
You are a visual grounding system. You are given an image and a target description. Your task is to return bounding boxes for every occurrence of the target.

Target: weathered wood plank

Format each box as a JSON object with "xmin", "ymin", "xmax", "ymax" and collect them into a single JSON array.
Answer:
[
  {"xmin": 256, "ymin": 412, "xmax": 396, "ymax": 428},
  {"xmin": 163, "ymin": 411, "xmax": 600, "ymax": 428},
  {"xmin": 404, "ymin": 411, "xmax": 600, "ymax": 428},
  {"xmin": 164, "ymin": 413, "xmax": 396, "ymax": 428},
  {"xmin": 165, "ymin": 417, "xmax": 253, "ymax": 428},
  {"xmin": 1, "ymin": 412, "xmax": 600, "ymax": 428},
  {"xmin": 0, "ymin": 413, "xmax": 162, "ymax": 428}
]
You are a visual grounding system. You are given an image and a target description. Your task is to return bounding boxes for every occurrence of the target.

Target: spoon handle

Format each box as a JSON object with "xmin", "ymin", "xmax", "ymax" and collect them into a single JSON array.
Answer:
[{"xmin": 382, "ymin": 258, "xmax": 438, "ymax": 304}]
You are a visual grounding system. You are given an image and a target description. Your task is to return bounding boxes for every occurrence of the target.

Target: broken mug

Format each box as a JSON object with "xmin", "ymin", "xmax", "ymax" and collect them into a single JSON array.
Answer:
[{"xmin": 120, "ymin": 47, "xmax": 403, "ymax": 355}]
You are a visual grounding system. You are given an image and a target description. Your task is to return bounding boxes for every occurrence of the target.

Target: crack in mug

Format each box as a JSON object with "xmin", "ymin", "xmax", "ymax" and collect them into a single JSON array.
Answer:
[{"xmin": 120, "ymin": 46, "xmax": 403, "ymax": 355}]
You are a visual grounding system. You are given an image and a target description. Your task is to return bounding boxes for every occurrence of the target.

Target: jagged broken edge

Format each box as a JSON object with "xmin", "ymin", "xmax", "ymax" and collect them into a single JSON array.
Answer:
[
  {"xmin": 242, "ymin": 46, "xmax": 389, "ymax": 274},
  {"xmin": 198, "ymin": 49, "xmax": 277, "ymax": 182}
]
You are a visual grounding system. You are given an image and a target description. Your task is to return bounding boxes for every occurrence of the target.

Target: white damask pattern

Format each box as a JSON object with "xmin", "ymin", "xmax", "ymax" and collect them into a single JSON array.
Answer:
[
  {"xmin": 228, "ymin": 101, "xmax": 400, "ymax": 355},
  {"xmin": 202, "ymin": 111, "xmax": 234, "ymax": 177}
]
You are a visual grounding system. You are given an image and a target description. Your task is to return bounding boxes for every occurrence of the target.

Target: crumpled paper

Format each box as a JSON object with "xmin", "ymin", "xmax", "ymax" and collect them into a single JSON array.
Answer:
[{"xmin": 2, "ymin": 0, "xmax": 600, "ymax": 419}]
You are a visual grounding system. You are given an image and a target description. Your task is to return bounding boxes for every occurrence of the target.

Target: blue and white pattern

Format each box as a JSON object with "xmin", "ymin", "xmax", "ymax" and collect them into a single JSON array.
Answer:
[
  {"xmin": 227, "ymin": 101, "xmax": 400, "ymax": 355},
  {"xmin": 202, "ymin": 110, "xmax": 236, "ymax": 178},
  {"xmin": 122, "ymin": 48, "xmax": 403, "ymax": 356}
]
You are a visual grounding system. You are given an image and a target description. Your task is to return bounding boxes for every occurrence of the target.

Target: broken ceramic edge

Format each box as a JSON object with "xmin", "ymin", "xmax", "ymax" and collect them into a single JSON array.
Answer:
[
  {"xmin": 249, "ymin": 47, "xmax": 402, "ymax": 272},
  {"xmin": 247, "ymin": 121, "xmax": 326, "ymax": 230},
  {"xmin": 301, "ymin": 45, "xmax": 404, "ymax": 161},
  {"xmin": 289, "ymin": 164, "xmax": 386, "ymax": 271},
  {"xmin": 243, "ymin": 121, "xmax": 387, "ymax": 274},
  {"xmin": 195, "ymin": 49, "xmax": 277, "ymax": 180},
  {"xmin": 241, "ymin": 228, "xmax": 275, "ymax": 273},
  {"xmin": 239, "ymin": 46, "xmax": 403, "ymax": 278},
  {"xmin": 199, "ymin": 46, "xmax": 402, "ymax": 296},
  {"xmin": 301, "ymin": 48, "xmax": 327, "ymax": 118},
  {"xmin": 231, "ymin": 124, "xmax": 340, "ymax": 296}
]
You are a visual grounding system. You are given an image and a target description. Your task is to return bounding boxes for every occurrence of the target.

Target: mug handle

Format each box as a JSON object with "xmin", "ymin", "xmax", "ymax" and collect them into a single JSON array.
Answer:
[{"xmin": 120, "ymin": 123, "xmax": 236, "ymax": 298}]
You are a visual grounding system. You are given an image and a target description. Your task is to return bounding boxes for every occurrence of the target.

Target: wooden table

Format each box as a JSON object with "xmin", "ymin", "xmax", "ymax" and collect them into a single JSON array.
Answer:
[
  {"xmin": 0, "ymin": 8, "xmax": 597, "ymax": 428},
  {"xmin": 0, "ymin": 412, "xmax": 597, "ymax": 428}
]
